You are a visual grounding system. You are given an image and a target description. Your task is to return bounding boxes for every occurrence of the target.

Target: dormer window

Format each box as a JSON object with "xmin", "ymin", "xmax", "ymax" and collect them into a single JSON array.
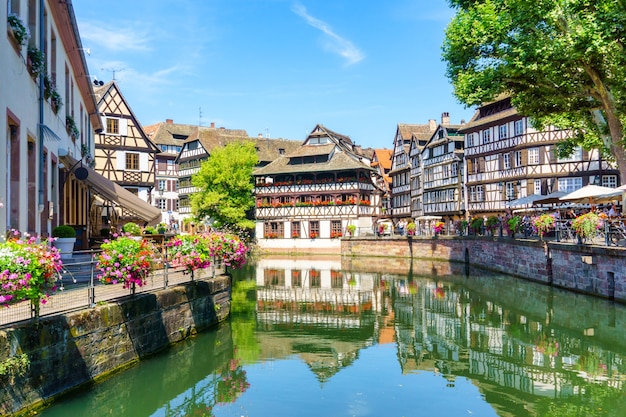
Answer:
[{"xmin": 279, "ymin": 148, "xmax": 285, "ymax": 154}]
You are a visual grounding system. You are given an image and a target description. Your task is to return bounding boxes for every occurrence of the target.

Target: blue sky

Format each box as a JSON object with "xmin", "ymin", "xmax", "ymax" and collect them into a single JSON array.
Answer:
[{"xmin": 74, "ymin": 0, "xmax": 475, "ymax": 149}]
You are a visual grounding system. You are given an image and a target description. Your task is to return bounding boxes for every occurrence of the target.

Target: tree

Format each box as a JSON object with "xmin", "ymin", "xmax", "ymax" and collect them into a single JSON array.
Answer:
[
  {"xmin": 191, "ymin": 140, "xmax": 258, "ymax": 232},
  {"xmin": 442, "ymin": 0, "xmax": 626, "ymax": 182}
]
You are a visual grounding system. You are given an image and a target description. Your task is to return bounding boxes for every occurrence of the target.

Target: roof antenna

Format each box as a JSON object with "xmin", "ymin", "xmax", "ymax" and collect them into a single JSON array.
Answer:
[
  {"xmin": 101, "ymin": 67, "xmax": 124, "ymax": 80},
  {"xmin": 198, "ymin": 107, "xmax": 204, "ymax": 126}
]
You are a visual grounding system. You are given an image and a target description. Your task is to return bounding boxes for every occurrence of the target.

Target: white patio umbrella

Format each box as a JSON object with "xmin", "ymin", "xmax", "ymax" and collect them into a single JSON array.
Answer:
[{"xmin": 559, "ymin": 185, "xmax": 622, "ymax": 205}]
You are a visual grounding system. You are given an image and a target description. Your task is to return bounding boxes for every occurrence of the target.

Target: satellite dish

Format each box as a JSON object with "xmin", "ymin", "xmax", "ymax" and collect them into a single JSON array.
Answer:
[{"xmin": 74, "ymin": 167, "xmax": 89, "ymax": 180}]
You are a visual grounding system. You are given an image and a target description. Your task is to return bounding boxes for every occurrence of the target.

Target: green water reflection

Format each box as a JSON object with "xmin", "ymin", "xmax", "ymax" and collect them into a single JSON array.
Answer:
[{"xmin": 39, "ymin": 256, "xmax": 626, "ymax": 417}]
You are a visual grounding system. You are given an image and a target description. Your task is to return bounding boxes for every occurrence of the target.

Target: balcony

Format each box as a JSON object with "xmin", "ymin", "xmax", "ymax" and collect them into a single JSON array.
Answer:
[
  {"xmin": 255, "ymin": 204, "xmax": 374, "ymax": 220},
  {"xmin": 254, "ymin": 181, "xmax": 374, "ymax": 195}
]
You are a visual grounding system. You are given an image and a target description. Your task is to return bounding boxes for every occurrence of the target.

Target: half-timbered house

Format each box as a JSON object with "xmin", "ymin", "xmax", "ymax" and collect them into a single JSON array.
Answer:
[
  {"xmin": 389, "ymin": 123, "xmax": 437, "ymax": 223},
  {"xmin": 91, "ymin": 81, "xmax": 162, "ymax": 231},
  {"xmin": 461, "ymin": 96, "xmax": 619, "ymax": 218},
  {"xmin": 421, "ymin": 113, "xmax": 465, "ymax": 224},
  {"xmin": 253, "ymin": 125, "xmax": 380, "ymax": 251},
  {"xmin": 371, "ymin": 149, "xmax": 393, "ymax": 214},
  {"xmin": 174, "ymin": 124, "xmax": 300, "ymax": 233},
  {"xmin": 2, "ymin": 0, "xmax": 102, "ymax": 243}
]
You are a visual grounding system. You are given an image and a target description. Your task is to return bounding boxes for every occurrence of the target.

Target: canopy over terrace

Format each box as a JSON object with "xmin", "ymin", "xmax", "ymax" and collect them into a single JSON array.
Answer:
[
  {"xmin": 505, "ymin": 194, "xmax": 547, "ymax": 208},
  {"xmin": 59, "ymin": 153, "xmax": 161, "ymax": 226},
  {"xmin": 559, "ymin": 185, "xmax": 623, "ymax": 205}
]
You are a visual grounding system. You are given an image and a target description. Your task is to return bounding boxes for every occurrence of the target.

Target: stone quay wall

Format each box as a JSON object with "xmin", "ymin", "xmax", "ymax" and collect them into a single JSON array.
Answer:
[
  {"xmin": 0, "ymin": 275, "xmax": 231, "ymax": 417},
  {"xmin": 341, "ymin": 236, "xmax": 626, "ymax": 302}
]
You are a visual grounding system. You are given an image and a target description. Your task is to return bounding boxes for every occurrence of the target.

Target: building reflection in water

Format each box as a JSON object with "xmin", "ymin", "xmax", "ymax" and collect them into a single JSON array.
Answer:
[{"xmin": 253, "ymin": 256, "xmax": 626, "ymax": 412}]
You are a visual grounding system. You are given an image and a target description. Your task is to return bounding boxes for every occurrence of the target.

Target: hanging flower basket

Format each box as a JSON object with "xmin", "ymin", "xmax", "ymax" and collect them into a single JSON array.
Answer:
[
  {"xmin": 571, "ymin": 212, "xmax": 603, "ymax": 241},
  {"xmin": 96, "ymin": 235, "xmax": 156, "ymax": 289}
]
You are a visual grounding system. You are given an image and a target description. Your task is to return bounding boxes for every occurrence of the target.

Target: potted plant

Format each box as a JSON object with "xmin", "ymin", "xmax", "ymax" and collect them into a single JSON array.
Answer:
[
  {"xmin": 407, "ymin": 222, "xmax": 416, "ymax": 236},
  {"xmin": 26, "ymin": 44, "xmax": 45, "ymax": 78},
  {"xmin": 485, "ymin": 215, "xmax": 500, "ymax": 236},
  {"xmin": 166, "ymin": 234, "xmax": 212, "ymax": 277},
  {"xmin": 51, "ymin": 225, "xmax": 77, "ymax": 259},
  {"xmin": 0, "ymin": 231, "xmax": 61, "ymax": 318},
  {"xmin": 433, "ymin": 221, "xmax": 445, "ymax": 235},
  {"xmin": 507, "ymin": 215, "xmax": 522, "ymax": 238},
  {"xmin": 347, "ymin": 224, "xmax": 357, "ymax": 237},
  {"xmin": 96, "ymin": 236, "xmax": 156, "ymax": 291},
  {"xmin": 66, "ymin": 115, "xmax": 80, "ymax": 140},
  {"xmin": 571, "ymin": 212, "xmax": 603, "ymax": 242},
  {"xmin": 157, "ymin": 223, "xmax": 167, "ymax": 234},
  {"xmin": 470, "ymin": 218, "xmax": 484, "ymax": 235},
  {"xmin": 7, "ymin": 13, "xmax": 29, "ymax": 47},
  {"xmin": 122, "ymin": 222, "xmax": 142, "ymax": 237},
  {"xmin": 533, "ymin": 213, "xmax": 554, "ymax": 240}
]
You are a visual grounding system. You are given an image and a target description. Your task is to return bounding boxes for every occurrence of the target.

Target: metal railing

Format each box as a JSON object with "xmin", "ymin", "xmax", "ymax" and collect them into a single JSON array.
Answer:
[{"xmin": 0, "ymin": 248, "xmax": 224, "ymax": 329}]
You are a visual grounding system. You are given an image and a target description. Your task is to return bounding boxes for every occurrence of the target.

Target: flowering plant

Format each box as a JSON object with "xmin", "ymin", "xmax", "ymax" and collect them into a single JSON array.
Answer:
[
  {"xmin": 166, "ymin": 234, "xmax": 212, "ymax": 274},
  {"xmin": 532, "ymin": 213, "xmax": 554, "ymax": 239},
  {"xmin": 433, "ymin": 221, "xmax": 445, "ymax": 234},
  {"xmin": 330, "ymin": 231, "xmax": 342, "ymax": 238},
  {"xmin": 208, "ymin": 232, "xmax": 249, "ymax": 269},
  {"xmin": 0, "ymin": 231, "xmax": 61, "ymax": 309},
  {"xmin": 571, "ymin": 212, "xmax": 603, "ymax": 240},
  {"xmin": 8, "ymin": 13, "xmax": 30, "ymax": 47},
  {"xmin": 96, "ymin": 235, "xmax": 156, "ymax": 288}
]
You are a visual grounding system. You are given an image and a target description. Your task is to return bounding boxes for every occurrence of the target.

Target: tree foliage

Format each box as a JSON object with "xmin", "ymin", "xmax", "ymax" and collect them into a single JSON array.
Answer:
[
  {"xmin": 191, "ymin": 140, "xmax": 258, "ymax": 232},
  {"xmin": 442, "ymin": 0, "xmax": 626, "ymax": 181}
]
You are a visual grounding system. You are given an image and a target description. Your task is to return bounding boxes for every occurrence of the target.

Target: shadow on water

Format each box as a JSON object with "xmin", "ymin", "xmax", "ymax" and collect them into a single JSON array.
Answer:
[{"xmin": 39, "ymin": 256, "xmax": 626, "ymax": 417}]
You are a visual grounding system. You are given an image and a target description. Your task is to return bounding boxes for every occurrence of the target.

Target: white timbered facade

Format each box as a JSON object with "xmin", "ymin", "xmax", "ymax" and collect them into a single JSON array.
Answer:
[
  {"xmin": 253, "ymin": 125, "xmax": 381, "ymax": 250},
  {"xmin": 421, "ymin": 114, "xmax": 465, "ymax": 220},
  {"xmin": 461, "ymin": 96, "xmax": 619, "ymax": 217},
  {"xmin": 390, "ymin": 123, "xmax": 436, "ymax": 221}
]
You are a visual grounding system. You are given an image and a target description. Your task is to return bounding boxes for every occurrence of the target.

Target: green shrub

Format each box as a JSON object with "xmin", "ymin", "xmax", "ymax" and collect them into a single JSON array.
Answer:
[
  {"xmin": 122, "ymin": 222, "xmax": 141, "ymax": 236},
  {"xmin": 52, "ymin": 225, "xmax": 76, "ymax": 238}
]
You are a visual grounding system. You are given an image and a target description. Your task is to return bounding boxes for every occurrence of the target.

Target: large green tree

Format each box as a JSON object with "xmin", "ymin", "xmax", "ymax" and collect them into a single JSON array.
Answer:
[
  {"xmin": 442, "ymin": 0, "xmax": 626, "ymax": 182},
  {"xmin": 191, "ymin": 140, "xmax": 258, "ymax": 231}
]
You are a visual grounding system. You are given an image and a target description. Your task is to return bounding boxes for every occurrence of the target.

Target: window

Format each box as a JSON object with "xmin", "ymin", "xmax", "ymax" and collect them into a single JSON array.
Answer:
[
  {"xmin": 106, "ymin": 118, "xmax": 119, "ymax": 134},
  {"xmin": 503, "ymin": 153, "xmax": 511, "ymax": 170},
  {"xmin": 499, "ymin": 124, "xmax": 508, "ymax": 139},
  {"xmin": 125, "ymin": 152, "xmax": 139, "ymax": 170},
  {"xmin": 331, "ymin": 220, "xmax": 342, "ymax": 238},
  {"xmin": 528, "ymin": 148, "xmax": 540, "ymax": 165},
  {"xmin": 309, "ymin": 220, "xmax": 320, "ymax": 238},
  {"xmin": 482, "ymin": 129, "xmax": 491, "ymax": 144},
  {"xmin": 602, "ymin": 175, "xmax": 618, "ymax": 188},
  {"xmin": 558, "ymin": 177, "xmax": 582, "ymax": 193},
  {"xmin": 506, "ymin": 182, "xmax": 516, "ymax": 200},
  {"xmin": 291, "ymin": 221, "xmax": 301, "ymax": 238},
  {"xmin": 514, "ymin": 120, "xmax": 524, "ymax": 136},
  {"xmin": 467, "ymin": 133, "xmax": 475, "ymax": 147},
  {"xmin": 156, "ymin": 198, "xmax": 166, "ymax": 210},
  {"xmin": 476, "ymin": 185, "xmax": 484, "ymax": 202},
  {"xmin": 534, "ymin": 179, "xmax": 541, "ymax": 195},
  {"xmin": 158, "ymin": 179, "xmax": 166, "ymax": 192},
  {"xmin": 514, "ymin": 151, "xmax": 522, "ymax": 167}
]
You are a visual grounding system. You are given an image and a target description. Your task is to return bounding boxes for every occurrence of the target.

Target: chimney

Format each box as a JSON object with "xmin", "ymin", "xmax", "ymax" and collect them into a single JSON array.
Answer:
[
  {"xmin": 210, "ymin": 122, "xmax": 215, "ymax": 128},
  {"xmin": 429, "ymin": 119, "xmax": 437, "ymax": 131},
  {"xmin": 441, "ymin": 112, "xmax": 450, "ymax": 125},
  {"xmin": 166, "ymin": 119, "xmax": 173, "ymax": 124},
  {"xmin": 258, "ymin": 133, "xmax": 263, "ymax": 138}
]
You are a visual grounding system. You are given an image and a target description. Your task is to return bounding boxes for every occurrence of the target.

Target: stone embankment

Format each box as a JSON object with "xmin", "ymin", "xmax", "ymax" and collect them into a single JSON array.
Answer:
[
  {"xmin": 342, "ymin": 235, "xmax": 626, "ymax": 302},
  {"xmin": 0, "ymin": 275, "xmax": 231, "ymax": 417}
]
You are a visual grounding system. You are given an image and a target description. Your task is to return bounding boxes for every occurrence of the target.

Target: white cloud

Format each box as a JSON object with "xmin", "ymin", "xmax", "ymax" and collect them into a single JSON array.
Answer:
[
  {"xmin": 78, "ymin": 21, "xmax": 151, "ymax": 52},
  {"xmin": 291, "ymin": 3, "xmax": 364, "ymax": 66}
]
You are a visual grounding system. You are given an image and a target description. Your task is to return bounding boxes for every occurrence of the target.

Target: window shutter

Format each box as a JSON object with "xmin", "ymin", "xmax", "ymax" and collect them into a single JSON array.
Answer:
[
  {"xmin": 117, "ymin": 151, "xmax": 126, "ymax": 170},
  {"xmin": 521, "ymin": 149, "xmax": 528, "ymax": 166},
  {"xmin": 140, "ymin": 153, "xmax": 149, "ymax": 171},
  {"xmin": 119, "ymin": 119, "xmax": 128, "ymax": 136},
  {"xmin": 479, "ymin": 158, "xmax": 485, "ymax": 173}
]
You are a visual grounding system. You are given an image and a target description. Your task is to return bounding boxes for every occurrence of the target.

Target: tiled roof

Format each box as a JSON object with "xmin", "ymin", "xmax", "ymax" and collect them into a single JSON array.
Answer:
[
  {"xmin": 460, "ymin": 108, "xmax": 519, "ymax": 131},
  {"xmin": 253, "ymin": 137, "xmax": 302, "ymax": 163},
  {"xmin": 289, "ymin": 143, "xmax": 335, "ymax": 157},
  {"xmin": 372, "ymin": 149, "xmax": 392, "ymax": 171},
  {"xmin": 398, "ymin": 123, "xmax": 434, "ymax": 141},
  {"xmin": 253, "ymin": 149, "xmax": 372, "ymax": 176}
]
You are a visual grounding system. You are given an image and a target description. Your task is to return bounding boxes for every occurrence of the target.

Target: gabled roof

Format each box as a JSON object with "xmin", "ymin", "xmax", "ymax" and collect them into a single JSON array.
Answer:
[
  {"xmin": 253, "ymin": 137, "xmax": 301, "ymax": 164},
  {"xmin": 459, "ymin": 95, "xmax": 519, "ymax": 131},
  {"xmin": 398, "ymin": 123, "xmax": 435, "ymax": 141},
  {"xmin": 94, "ymin": 81, "xmax": 160, "ymax": 152},
  {"xmin": 253, "ymin": 124, "xmax": 372, "ymax": 176},
  {"xmin": 371, "ymin": 149, "xmax": 392, "ymax": 171},
  {"xmin": 253, "ymin": 150, "xmax": 373, "ymax": 176},
  {"xmin": 144, "ymin": 122, "xmax": 199, "ymax": 146}
]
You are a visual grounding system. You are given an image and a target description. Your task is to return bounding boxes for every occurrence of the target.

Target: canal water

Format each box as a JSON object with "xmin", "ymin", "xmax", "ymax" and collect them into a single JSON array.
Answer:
[{"xmin": 38, "ymin": 255, "xmax": 626, "ymax": 417}]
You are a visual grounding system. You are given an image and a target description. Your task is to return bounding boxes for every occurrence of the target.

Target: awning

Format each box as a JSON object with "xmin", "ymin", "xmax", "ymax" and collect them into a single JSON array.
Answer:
[{"xmin": 59, "ymin": 154, "xmax": 161, "ymax": 225}]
